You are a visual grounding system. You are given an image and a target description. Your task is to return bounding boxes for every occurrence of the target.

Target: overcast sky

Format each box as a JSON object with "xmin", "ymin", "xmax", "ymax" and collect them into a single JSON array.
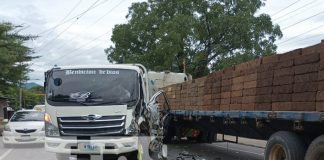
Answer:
[{"xmin": 1, "ymin": 0, "xmax": 324, "ymax": 85}]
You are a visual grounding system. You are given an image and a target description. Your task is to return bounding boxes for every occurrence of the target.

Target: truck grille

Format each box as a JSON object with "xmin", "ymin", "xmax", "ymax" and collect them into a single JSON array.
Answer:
[{"xmin": 57, "ymin": 115, "xmax": 126, "ymax": 136}]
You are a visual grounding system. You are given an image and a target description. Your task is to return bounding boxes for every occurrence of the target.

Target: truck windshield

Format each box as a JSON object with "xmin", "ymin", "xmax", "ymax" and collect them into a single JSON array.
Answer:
[{"xmin": 45, "ymin": 68, "xmax": 140, "ymax": 106}]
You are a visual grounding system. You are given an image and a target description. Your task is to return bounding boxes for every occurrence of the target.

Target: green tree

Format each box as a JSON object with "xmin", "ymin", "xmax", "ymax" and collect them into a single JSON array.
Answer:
[
  {"xmin": 106, "ymin": 0, "xmax": 282, "ymax": 78},
  {"xmin": 22, "ymin": 86, "xmax": 45, "ymax": 109},
  {"xmin": 0, "ymin": 22, "xmax": 37, "ymax": 108}
]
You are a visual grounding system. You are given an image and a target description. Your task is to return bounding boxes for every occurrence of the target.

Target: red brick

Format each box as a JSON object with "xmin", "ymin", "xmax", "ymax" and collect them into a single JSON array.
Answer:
[
  {"xmin": 245, "ymin": 67, "xmax": 258, "ymax": 75},
  {"xmin": 255, "ymin": 94, "xmax": 272, "ymax": 103},
  {"xmin": 220, "ymin": 104, "xmax": 230, "ymax": 111},
  {"xmin": 274, "ymin": 67, "xmax": 294, "ymax": 77},
  {"xmin": 231, "ymin": 97, "xmax": 242, "ymax": 104},
  {"xmin": 255, "ymin": 103, "xmax": 272, "ymax": 111},
  {"xmin": 212, "ymin": 93, "xmax": 221, "ymax": 99},
  {"xmin": 243, "ymin": 88, "xmax": 257, "ymax": 96},
  {"xmin": 222, "ymin": 67, "xmax": 235, "ymax": 80},
  {"xmin": 316, "ymin": 91, "xmax": 324, "ymax": 101},
  {"xmin": 221, "ymin": 85, "xmax": 231, "ymax": 92},
  {"xmin": 294, "ymin": 63, "xmax": 319, "ymax": 75},
  {"xmin": 213, "ymin": 99, "xmax": 221, "ymax": 105},
  {"xmin": 247, "ymin": 58, "xmax": 262, "ymax": 68},
  {"xmin": 221, "ymin": 98, "xmax": 231, "ymax": 104},
  {"xmin": 319, "ymin": 81, "xmax": 324, "ymax": 90},
  {"xmin": 232, "ymin": 83, "xmax": 243, "ymax": 91},
  {"xmin": 222, "ymin": 79, "xmax": 232, "ymax": 86},
  {"xmin": 274, "ymin": 59, "xmax": 294, "ymax": 69},
  {"xmin": 272, "ymin": 94, "xmax": 292, "ymax": 102},
  {"xmin": 244, "ymin": 81, "xmax": 257, "ymax": 89},
  {"xmin": 257, "ymin": 71, "xmax": 274, "ymax": 80},
  {"xmin": 295, "ymin": 72, "xmax": 318, "ymax": 83},
  {"xmin": 273, "ymin": 84, "xmax": 293, "ymax": 94},
  {"xmin": 233, "ymin": 70, "xmax": 245, "ymax": 77},
  {"xmin": 279, "ymin": 49, "xmax": 302, "ymax": 61},
  {"xmin": 291, "ymin": 102, "xmax": 316, "ymax": 111},
  {"xmin": 293, "ymin": 82, "xmax": 317, "ymax": 93},
  {"xmin": 244, "ymin": 73, "xmax": 257, "ymax": 82},
  {"xmin": 256, "ymin": 78, "xmax": 273, "ymax": 87},
  {"xmin": 302, "ymin": 43, "xmax": 321, "ymax": 55},
  {"xmin": 233, "ymin": 76, "xmax": 244, "ymax": 83},
  {"xmin": 316, "ymin": 102, "xmax": 324, "ymax": 111},
  {"xmin": 241, "ymin": 103, "xmax": 255, "ymax": 111},
  {"xmin": 221, "ymin": 92, "xmax": 231, "ymax": 98},
  {"xmin": 318, "ymin": 70, "xmax": 324, "ymax": 81},
  {"xmin": 204, "ymin": 94, "xmax": 212, "ymax": 101},
  {"xmin": 242, "ymin": 96, "xmax": 256, "ymax": 103},
  {"xmin": 272, "ymin": 102, "xmax": 292, "ymax": 111},
  {"xmin": 258, "ymin": 63, "xmax": 274, "ymax": 73},
  {"xmin": 262, "ymin": 55, "xmax": 279, "ymax": 64},
  {"xmin": 230, "ymin": 104, "xmax": 242, "ymax": 110},
  {"xmin": 273, "ymin": 75, "xmax": 294, "ymax": 86},
  {"xmin": 231, "ymin": 90, "xmax": 243, "ymax": 97},
  {"xmin": 256, "ymin": 87, "xmax": 272, "ymax": 95},
  {"xmin": 212, "ymin": 86, "xmax": 221, "ymax": 94},
  {"xmin": 292, "ymin": 92, "xmax": 316, "ymax": 102},
  {"xmin": 294, "ymin": 53, "xmax": 319, "ymax": 65}
]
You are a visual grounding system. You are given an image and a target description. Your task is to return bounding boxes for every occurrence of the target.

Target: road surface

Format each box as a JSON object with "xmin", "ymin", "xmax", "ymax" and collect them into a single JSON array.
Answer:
[{"xmin": 0, "ymin": 137, "xmax": 264, "ymax": 160}]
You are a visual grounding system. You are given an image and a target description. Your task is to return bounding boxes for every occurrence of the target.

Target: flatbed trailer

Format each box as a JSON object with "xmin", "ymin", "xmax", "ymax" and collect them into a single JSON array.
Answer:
[{"xmin": 160, "ymin": 109, "xmax": 324, "ymax": 160}]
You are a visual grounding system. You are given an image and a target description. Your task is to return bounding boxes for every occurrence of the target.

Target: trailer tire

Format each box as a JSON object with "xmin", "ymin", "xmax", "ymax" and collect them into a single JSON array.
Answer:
[
  {"xmin": 305, "ymin": 135, "xmax": 324, "ymax": 160},
  {"xmin": 265, "ymin": 131, "xmax": 306, "ymax": 160}
]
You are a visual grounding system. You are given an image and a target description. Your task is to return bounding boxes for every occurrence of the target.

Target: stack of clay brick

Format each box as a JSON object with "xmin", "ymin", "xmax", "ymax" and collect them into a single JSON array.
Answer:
[{"xmin": 160, "ymin": 40, "xmax": 324, "ymax": 111}]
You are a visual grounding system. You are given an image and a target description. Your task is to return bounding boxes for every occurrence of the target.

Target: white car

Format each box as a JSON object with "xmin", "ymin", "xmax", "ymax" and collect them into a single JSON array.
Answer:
[{"xmin": 2, "ymin": 110, "xmax": 45, "ymax": 147}]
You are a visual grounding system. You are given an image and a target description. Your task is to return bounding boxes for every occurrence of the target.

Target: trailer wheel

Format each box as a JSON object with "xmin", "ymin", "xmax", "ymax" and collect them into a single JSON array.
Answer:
[
  {"xmin": 305, "ymin": 135, "xmax": 324, "ymax": 160},
  {"xmin": 265, "ymin": 131, "xmax": 306, "ymax": 160}
]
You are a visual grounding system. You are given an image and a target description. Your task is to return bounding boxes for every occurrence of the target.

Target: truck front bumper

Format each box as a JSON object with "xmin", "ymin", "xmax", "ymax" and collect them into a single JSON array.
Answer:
[{"xmin": 45, "ymin": 136, "xmax": 138, "ymax": 155}]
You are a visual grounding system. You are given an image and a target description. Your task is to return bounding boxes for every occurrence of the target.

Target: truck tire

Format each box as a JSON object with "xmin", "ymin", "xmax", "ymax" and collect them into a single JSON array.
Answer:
[
  {"xmin": 305, "ymin": 135, "xmax": 324, "ymax": 160},
  {"xmin": 265, "ymin": 131, "xmax": 306, "ymax": 160},
  {"xmin": 55, "ymin": 153, "xmax": 70, "ymax": 160}
]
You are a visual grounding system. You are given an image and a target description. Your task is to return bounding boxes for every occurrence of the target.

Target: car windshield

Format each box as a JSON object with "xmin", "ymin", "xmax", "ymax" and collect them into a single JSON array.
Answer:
[
  {"xmin": 10, "ymin": 111, "xmax": 44, "ymax": 122},
  {"xmin": 45, "ymin": 68, "xmax": 140, "ymax": 106}
]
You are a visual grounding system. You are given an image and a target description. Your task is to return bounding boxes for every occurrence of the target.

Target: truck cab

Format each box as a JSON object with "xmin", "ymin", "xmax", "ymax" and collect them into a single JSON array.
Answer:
[{"xmin": 44, "ymin": 64, "xmax": 149, "ymax": 159}]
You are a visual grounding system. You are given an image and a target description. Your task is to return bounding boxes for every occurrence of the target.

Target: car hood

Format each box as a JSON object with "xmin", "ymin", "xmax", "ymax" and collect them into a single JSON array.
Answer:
[{"xmin": 8, "ymin": 121, "xmax": 44, "ymax": 130}]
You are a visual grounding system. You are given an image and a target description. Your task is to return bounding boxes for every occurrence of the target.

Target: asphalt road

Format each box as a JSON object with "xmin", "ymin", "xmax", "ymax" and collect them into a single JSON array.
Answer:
[{"xmin": 0, "ymin": 137, "xmax": 264, "ymax": 160}]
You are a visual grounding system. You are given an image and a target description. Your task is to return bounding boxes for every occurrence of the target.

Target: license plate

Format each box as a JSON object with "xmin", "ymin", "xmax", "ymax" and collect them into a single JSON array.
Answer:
[{"xmin": 78, "ymin": 143, "xmax": 100, "ymax": 152}]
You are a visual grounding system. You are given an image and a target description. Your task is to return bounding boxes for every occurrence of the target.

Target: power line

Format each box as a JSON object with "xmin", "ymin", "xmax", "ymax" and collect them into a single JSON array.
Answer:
[
  {"xmin": 276, "ymin": 0, "xmax": 322, "ymax": 24},
  {"xmin": 36, "ymin": 0, "xmax": 108, "ymax": 35},
  {"xmin": 277, "ymin": 23, "xmax": 324, "ymax": 45},
  {"xmin": 42, "ymin": 0, "xmax": 83, "ymax": 37},
  {"xmin": 44, "ymin": 0, "xmax": 124, "ymax": 55},
  {"xmin": 274, "ymin": 0, "xmax": 317, "ymax": 21},
  {"xmin": 281, "ymin": 10, "xmax": 324, "ymax": 30},
  {"xmin": 271, "ymin": 0, "xmax": 301, "ymax": 17},
  {"xmin": 46, "ymin": 30, "xmax": 110, "ymax": 66},
  {"xmin": 36, "ymin": 0, "xmax": 101, "ymax": 51}
]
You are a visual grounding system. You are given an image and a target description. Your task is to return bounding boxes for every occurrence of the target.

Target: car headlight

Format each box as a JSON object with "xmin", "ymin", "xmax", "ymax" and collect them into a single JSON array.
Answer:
[
  {"xmin": 4, "ymin": 125, "xmax": 11, "ymax": 132},
  {"xmin": 44, "ymin": 113, "xmax": 59, "ymax": 137}
]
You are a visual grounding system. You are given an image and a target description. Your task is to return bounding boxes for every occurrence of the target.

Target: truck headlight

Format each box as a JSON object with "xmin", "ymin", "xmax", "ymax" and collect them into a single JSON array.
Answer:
[
  {"xmin": 4, "ymin": 125, "xmax": 11, "ymax": 132},
  {"xmin": 44, "ymin": 113, "xmax": 60, "ymax": 137},
  {"xmin": 45, "ymin": 122, "xmax": 60, "ymax": 137},
  {"xmin": 126, "ymin": 119, "xmax": 139, "ymax": 136}
]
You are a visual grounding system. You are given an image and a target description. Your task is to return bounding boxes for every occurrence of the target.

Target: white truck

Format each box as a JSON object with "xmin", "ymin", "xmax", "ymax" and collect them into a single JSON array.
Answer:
[{"xmin": 43, "ymin": 64, "xmax": 188, "ymax": 160}]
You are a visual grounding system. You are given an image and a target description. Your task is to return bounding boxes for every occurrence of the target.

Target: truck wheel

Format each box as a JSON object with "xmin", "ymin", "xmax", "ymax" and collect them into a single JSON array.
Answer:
[
  {"xmin": 265, "ymin": 131, "xmax": 306, "ymax": 160},
  {"xmin": 305, "ymin": 135, "xmax": 324, "ymax": 160},
  {"xmin": 55, "ymin": 153, "xmax": 70, "ymax": 160}
]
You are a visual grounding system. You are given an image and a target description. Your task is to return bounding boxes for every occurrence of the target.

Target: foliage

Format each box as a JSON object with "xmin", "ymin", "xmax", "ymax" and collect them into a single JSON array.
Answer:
[
  {"xmin": 0, "ymin": 22, "xmax": 38, "ymax": 109},
  {"xmin": 106, "ymin": 0, "xmax": 282, "ymax": 78},
  {"xmin": 22, "ymin": 86, "xmax": 44, "ymax": 109}
]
